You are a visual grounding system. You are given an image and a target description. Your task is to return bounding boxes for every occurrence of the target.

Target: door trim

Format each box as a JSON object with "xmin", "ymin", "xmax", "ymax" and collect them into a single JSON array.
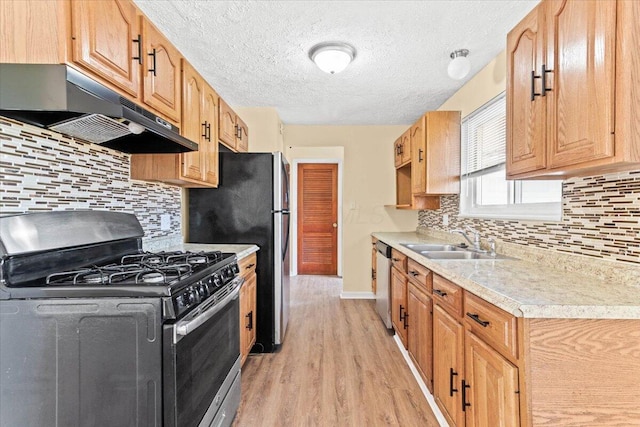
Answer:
[{"xmin": 290, "ymin": 158, "xmax": 343, "ymax": 277}]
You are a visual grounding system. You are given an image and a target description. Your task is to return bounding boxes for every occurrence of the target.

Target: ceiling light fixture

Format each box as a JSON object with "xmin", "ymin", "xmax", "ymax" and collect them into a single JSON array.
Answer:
[
  {"xmin": 309, "ymin": 42, "xmax": 356, "ymax": 74},
  {"xmin": 447, "ymin": 49, "xmax": 471, "ymax": 80}
]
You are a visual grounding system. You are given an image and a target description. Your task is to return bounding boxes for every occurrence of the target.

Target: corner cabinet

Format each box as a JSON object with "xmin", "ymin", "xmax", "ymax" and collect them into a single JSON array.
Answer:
[
  {"xmin": 219, "ymin": 97, "xmax": 249, "ymax": 152},
  {"xmin": 506, "ymin": 0, "xmax": 640, "ymax": 179},
  {"xmin": 130, "ymin": 60, "xmax": 219, "ymax": 187},
  {"xmin": 239, "ymin": 252, "xmax": 257, "ymax": 366}
]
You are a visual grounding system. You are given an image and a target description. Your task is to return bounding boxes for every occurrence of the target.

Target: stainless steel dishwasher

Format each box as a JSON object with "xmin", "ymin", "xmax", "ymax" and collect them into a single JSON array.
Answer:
[{"xmin": 375, "ymin": 241, "xmax": 393, "ymax": 329}]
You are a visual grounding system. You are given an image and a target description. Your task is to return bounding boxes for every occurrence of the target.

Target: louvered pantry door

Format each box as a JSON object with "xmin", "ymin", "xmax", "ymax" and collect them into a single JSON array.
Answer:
[{"xmin": 297, "ymin": 163, "xmax": 338, "ymax": 275}]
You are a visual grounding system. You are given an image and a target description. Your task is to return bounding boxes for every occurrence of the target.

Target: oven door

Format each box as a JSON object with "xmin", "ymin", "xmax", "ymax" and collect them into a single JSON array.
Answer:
[{"xmin": 163, "ymin": 278, "xmax": 242, "ymax": 427}]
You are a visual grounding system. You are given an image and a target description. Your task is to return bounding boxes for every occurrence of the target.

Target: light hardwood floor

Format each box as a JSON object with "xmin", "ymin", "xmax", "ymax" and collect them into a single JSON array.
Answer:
[{"xmin": 233, "ymin": 275, "xmax": 439, "ymax": 427}]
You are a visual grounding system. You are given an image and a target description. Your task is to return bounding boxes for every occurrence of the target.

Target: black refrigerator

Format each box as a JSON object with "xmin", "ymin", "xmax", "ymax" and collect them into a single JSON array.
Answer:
[{"xmin": 188, "ymin": 151, "xmax": 290, "ymax": 352}]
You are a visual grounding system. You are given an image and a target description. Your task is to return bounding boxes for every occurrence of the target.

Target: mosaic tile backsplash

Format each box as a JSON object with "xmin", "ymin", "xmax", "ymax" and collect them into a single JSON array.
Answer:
[
  {"xmin": 418, "ymin": 171, "xmax": 640, "ymax": 265},
  {"xmin": 0, "ymin": 118, "xmax": 183, "ymax": 246}
]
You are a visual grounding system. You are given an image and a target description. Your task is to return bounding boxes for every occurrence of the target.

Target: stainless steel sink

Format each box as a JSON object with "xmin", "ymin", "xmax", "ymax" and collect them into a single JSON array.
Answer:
[
  {"xmin": 401, "ymin": 243, "xmax": 462, "ymax": 252},
  {"xmin": 422, "ymin": 251, "xmax": 513, "ymax": 260}
]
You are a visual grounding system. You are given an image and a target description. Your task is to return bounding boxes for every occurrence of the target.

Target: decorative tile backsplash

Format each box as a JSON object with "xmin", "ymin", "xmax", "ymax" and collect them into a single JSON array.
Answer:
[
  {"xmin": 0, "ymin": 118, "xmax": 183, "ymax": 246},
  {"xmin": 418, "ymin": 171, "xmax": 640, "ymax": 265}
]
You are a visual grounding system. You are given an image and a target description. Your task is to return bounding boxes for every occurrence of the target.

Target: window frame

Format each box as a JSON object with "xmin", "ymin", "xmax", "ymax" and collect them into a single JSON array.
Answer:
[{"xmin": 459, "ymin": 92, "xmax": 562, "ymax": 221}]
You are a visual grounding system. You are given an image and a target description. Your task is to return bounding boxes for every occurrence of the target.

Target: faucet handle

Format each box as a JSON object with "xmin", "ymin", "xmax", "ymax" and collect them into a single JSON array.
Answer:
[{"xmin": 465, "ymin": 225, "xmax": 480, "ymax": 242}]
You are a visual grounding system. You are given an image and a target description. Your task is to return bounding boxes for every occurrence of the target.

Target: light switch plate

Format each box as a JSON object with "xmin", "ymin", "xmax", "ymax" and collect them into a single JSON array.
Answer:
[{"xmin": 442, "ymin": 213, "xmax": 449, "ymax": 226}]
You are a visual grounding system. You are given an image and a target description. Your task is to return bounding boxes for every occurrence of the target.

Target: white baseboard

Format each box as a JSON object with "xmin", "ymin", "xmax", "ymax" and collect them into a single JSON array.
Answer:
[
  {"xmin": 339, "ymin": 291, "xmax": 375, "ymax": 299},
  {"xmin": 393, "ymin": 334, "xmax": 449, "ymax": 427}
]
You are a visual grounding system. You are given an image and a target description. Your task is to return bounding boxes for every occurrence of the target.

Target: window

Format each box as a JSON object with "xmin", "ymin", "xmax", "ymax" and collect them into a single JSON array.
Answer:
[{"xmin": 460, "ymin": 92, "xmax": 561, "ymax": 220}]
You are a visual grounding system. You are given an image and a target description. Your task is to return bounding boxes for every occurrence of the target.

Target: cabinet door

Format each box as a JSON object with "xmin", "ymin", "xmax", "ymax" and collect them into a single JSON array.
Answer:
[
  {"xmin": 411, "ymin": 119, "xmax": 426, "ymax": 194},
  {"xmin": 236, "ymin": 116, "xmax": 249, "ymax": 152},
  {"xmin": 393, "ymin": 136, "xmax": 403, "ymax": 167},
  {"xmin": 464, "ymin": 331, "xmax": 520, "ymax": 427},
  {"xmin": 545, "ymin": 0, "xmax": 616, "ymax": 169},
  {"xmin": 400, "ymin": 129, "xmax": 411, "ymax": 165},
  {"xmin": 180, "ymin": 61, "xmax": 204, "ymax": 181},
  {"xmin": 433, "ymin": 304, "xmax": 465, "ymax": 427},
  {"xmin": 506, "ymin": 4, "xmax": 546, "ymax": 177},
  {"xmin": 142, "ymin": 17, "xmax": 181, "ymax": 124},
  {"xmin": 408, "ymin": 281, "xmax": 433, "ymax": 392},
  {"xmin": 71, "ymin": 0, "xmax": 140, "ymax": 97},
  {"xmin": 218, "ymin": 97, "xmax": 237, "ymax": 150},
  {"xmin": 202, "ymin": 84, "xmax": 219, "ymax": 185},
  {"xmin": 391, "ymin": 266, "xmax": 408, "ymax": 348},
  {"xmin": 246, "ymin": 272, "xmax": 257, "ymax": 352}
]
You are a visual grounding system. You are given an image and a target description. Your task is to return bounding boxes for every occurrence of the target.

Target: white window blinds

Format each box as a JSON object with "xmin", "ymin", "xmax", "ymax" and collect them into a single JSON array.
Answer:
[{"xmin": 462, "ymin": 93, "xmax": 506, "ymax": 178}]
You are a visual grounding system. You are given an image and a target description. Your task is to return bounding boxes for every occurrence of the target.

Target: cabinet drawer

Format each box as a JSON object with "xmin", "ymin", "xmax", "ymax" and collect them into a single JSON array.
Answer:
[
  {"xmin": 407, "ymin": 258, "xmax": 432, "ymax": 292},
  {"xmin": 238, "ymin": 252, "xmax": 257, "ymax": 278},
  {"xmin": 432, "ymin": 275, "xmax": 462, "ymax": 317},
  {"xmin": 391, "ymin": 249, "xmax": 407, "ymax": 273},
  {"xmin": 464, "ymin": 291, "xmax": 518, "ymax": 359}
]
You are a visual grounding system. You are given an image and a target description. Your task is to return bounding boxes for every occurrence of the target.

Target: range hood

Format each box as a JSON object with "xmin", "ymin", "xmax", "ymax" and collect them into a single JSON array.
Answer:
[{"xmin": 0, "ymin": 64, "xmax": 197, "ymax": 153}]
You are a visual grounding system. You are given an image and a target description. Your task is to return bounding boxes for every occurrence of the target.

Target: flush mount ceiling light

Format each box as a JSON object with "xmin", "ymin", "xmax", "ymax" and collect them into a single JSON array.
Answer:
[
  {"xmin": 309, "ymin": 42, "xmax": 356, "ymax": 74},
  {"xmin": 447, "ymin": 49, "xmax": 471, "ymax": 80}
]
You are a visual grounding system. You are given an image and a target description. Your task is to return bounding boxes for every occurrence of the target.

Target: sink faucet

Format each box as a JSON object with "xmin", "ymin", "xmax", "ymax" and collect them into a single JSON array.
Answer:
[{"xmin": 450, "ymin": 226, "xmax": 482, "ymax": 252}]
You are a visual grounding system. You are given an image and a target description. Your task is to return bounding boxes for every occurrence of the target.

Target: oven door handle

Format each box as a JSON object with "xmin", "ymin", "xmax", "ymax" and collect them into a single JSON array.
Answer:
[{"xmin": 174, "ymin": 277, "xmax": 243, "ymax": 340}]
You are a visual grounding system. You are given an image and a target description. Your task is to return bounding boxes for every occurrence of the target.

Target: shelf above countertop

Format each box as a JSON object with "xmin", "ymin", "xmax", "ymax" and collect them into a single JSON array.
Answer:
[{"xmin": 372, "ymin": 231, "xmax": 640, "ymax": 320}]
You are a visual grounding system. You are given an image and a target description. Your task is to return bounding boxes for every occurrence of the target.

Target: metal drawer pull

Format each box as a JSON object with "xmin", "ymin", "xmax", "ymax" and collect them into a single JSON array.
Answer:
[
  {"xmin": 409, "ymin": 270, "xmax": 419, "ymax": 277},
  {"xmin": 245, "ymin": 263, "xmax": 255, "ymax": 269},
  {"xmin": 392, "ymin": 257, "xmax": 401, "ymax": 262},
  {"xmin": 466, "ymin": 312, "xmax": 490, "ymax": 327},
  {"xmin": 433, "ymin": 289, "xmax": 447, "ymax": 297}
]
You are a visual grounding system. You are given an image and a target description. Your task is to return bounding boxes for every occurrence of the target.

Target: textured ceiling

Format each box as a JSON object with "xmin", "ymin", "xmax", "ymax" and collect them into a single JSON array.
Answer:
[{"xmin": 133, "ymin": 0, "xmax": 539, "ymax": 125}]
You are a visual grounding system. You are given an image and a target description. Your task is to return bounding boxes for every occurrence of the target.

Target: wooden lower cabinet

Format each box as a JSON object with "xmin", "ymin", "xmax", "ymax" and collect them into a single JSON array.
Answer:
[
  {"xmin": 464, "ymin": 330, "xmax": 520, "ymax": 427},
  {"xmin": 391, "ymin": 266, "xmax": 408, "ymax": 348},
  {"xmin": 433, "ymin": 304, "xmax": 465, "ymax": 427},
  {"xmin": 239, "ymin": 253, "xmax": 257, "ymax": 366},
  {"xmin": 407, "ymin": 281, "xmax": 433, "ymax": 392}
]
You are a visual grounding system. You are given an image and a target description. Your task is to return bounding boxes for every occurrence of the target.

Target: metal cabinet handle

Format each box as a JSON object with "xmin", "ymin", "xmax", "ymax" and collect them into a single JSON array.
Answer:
[
  {"xmin": 246, "ymin": 311, "xmax": 253, "ymax": 330},
  {"xmin": 433, "ymin": 289, "xmax": 447, "ymax": 297},
  {"xmin": 409, "ymin": 270, "xmax": 419, "ymax": 277},
  {"xmin": 371, "ymin": 268, "xmax": 376, "ymax": 280},
  {"xmin": 542, "ymin": 64, "xmax": 553, "ymax": 95},
  {"xmin": 530, "ymin": 70, "xmax": 541, "ymax": 101},
  {"xmin": 399, "ymin": 304, "xmax": 405, "ymax": 322},
  {"xmin": 403, "ymin": 312, "xmax": 409, "ymax": 329},
  {"xmin": 148, "ymin": 48, "xmax": 157, "ymax": 76},
  {"xmin": 132, "ymin": 35, "xmax": 142, "ymax": 64},
  {"xmin": 466, "ymin": 312, "xmax": 490, "ymax": 327},
  {"xmin": 418, "ymin": 148, "xmax": 423, "ymax": 162},
  {"xmin": 462, "ymin": 380, "xmax": 471, "ymax": 411},
  {"xmin": 245, "ymin": 263, "xmax": 255, "ymax": 269},
  {"xmin": 449, "ymin": 368, "xmax": 458, "ymax": 397},
  {"xmin": 392, "ymin": 258, "xmax": 401, "ymax": 262}
]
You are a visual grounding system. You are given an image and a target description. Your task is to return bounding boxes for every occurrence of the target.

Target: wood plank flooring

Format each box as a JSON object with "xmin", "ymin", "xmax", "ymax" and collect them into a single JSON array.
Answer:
[{"xmin": 233, "ymin": 275, "xmax": 439, "ymax": 427}]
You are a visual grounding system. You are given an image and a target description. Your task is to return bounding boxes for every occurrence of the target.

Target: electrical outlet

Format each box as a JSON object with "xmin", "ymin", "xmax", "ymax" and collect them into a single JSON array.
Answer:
[
  {"xmin": 160, "ymin": 214, "xmax": 171, "ymax": 231},
  {"xmin": 442, "ymin": 213, "xmax": 449, "ymax": 226}
]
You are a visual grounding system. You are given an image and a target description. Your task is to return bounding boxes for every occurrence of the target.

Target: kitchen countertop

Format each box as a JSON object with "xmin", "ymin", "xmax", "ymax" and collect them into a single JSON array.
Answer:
[
  {"xmin": 373, "ymin": 232, "xmax": 640, "ymax": 320},
  {"xmin": 167, "ymin": 243, "xmax": 259, "ymax": 260}
]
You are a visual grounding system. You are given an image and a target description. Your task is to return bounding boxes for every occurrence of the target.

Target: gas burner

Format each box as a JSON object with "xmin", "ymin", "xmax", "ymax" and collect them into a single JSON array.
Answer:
[
  {"xmin": 82, "ymin": 271, "xmax": 110, "ymax": 285},
  {"xmin": 140, "ymin": 272, "xmax": 165, "ymax": 284},
  {"xmin": 188, "ymin": 256, "xmax": 207, "ymax": 264}
]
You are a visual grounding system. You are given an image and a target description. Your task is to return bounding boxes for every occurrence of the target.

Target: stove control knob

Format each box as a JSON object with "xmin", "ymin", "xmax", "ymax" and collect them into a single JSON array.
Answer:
[
  {"xmin": 213, "ymin": 274, "xmax": 221, "ymax": 287},
  {"xmin": 231, "ymin": 263, "xmax": 240, "ymax": 275},
  {"xmin": 199, "ymin": 284, "xmax": 208, "ymax": 298}
]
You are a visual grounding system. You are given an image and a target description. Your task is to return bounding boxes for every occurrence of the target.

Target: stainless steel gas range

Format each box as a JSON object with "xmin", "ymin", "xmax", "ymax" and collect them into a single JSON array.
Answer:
[{"xmin": 0, "ymin": 210, "xmax": 242, "ymax": 427}]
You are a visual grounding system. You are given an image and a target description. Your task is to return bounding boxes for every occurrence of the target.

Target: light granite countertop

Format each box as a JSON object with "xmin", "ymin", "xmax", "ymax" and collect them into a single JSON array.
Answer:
[
  {"xmin": 373, "ymin": 232, "xmax": 640, "ymax": 320},
  {"xmin": 166, "ymin": 243, "xmax": 259, "ymax": 260}
]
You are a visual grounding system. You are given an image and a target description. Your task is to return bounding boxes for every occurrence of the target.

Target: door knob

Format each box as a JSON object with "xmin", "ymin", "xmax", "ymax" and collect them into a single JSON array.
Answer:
[{"xmin": 332, "ymin": 223, "xmax": 337, "ymax": 228}]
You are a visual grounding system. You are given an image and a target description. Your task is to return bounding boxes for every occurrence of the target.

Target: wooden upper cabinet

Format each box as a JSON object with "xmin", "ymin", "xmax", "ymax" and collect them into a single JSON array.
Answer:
[
  {"xmin": 218, "ymin": 97, "xmax": 249, "ymax": 152},
  {"xmin": 202, "ymin": 85, "xmax": 219, "ymax": 184},
  {"xmin": 142, "ymin": 17, "xmax": 181, "ymax": 125},
  {"xmin": 71, "ymin": 0, "xmax": 140, "ymax": 97},
  {"xmin": 180, "ymin": 61, "xmax": 205, "ymax": 181},
  {"xmin": 507, "ymin": 0, "xmax": 640, "ymax": 179},
  {"xmin": 236, "ymin": 116, "xmax": 249, "ymax": 152},
  {"xmin": 545, "ymin": 0, "xmax": 616, "ymax": 170},
  {"xmin": 506, "ymin": 4, "xmax": 546, "ymax": 177},
  {"xmin": 411, "ymin": 111, "xmax": 460, "ymax": 195},
  {"xmin": 219, "ymin": 97, "xmax": 238, "ymax": 150},
  {"xmin": 0, "ymin": 0, "xmax": 67, "ymax": 64}
]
